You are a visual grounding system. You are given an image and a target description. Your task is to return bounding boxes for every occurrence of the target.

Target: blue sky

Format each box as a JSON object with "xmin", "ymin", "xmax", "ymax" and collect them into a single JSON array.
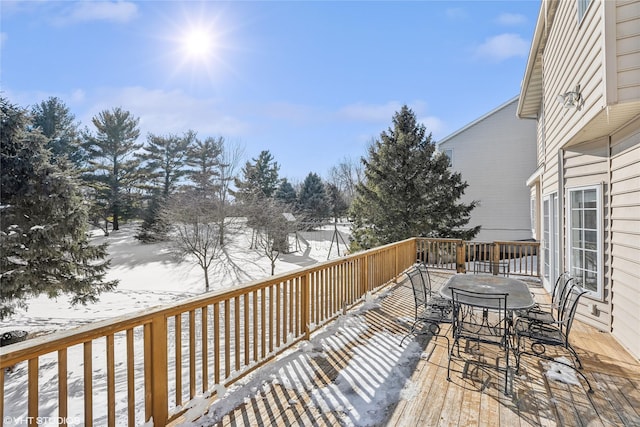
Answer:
[{"xmin": 1, "ymin": 0, "xmax": 539, "ymax": 182}]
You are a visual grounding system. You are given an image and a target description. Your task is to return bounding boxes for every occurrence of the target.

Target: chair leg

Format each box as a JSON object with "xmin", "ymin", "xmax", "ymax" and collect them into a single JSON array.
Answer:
[
  {"xmin": 399, "ymin": 320, "xmax": 420, "ymax": 346},
  {"xmin": 566, "ymin": 343, "xmax": 584, "ymax": 369}
]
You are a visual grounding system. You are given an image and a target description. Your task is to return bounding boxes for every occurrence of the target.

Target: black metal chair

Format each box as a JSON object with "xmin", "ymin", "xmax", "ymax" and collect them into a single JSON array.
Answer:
[
  {"xmin": 446, "ymin": 287, "xmax": 511, "ymax": 395},
  {"xmin": 517, "ymin": 272, "xmax": 575, "ymax": 325},
  {"xmin": 514, "ymin": 283, "xmax": 593, "ymax": 393},
  {"xmin": 400, "ymin": 265, "xmax": 452, "ymax": 349}
]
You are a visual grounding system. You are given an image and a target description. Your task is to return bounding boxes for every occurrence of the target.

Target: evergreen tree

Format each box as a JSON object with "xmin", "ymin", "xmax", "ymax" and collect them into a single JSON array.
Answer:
[
  {"xmin": 185, "ymin": 133, "xmax": 223, "ymax": 197},
  {"xmin": 326, "ymin": 183, "xmax": 348, "ymax": 222},
  {"xmin": 83, "ymin": 107, "xmax": 142, "ymax": 232},
  {"xmin": 350, "ymin": 105, "xmax": 479, "ymax": 251},
  {"xmin": 275, "ymin": 178, "xmax": 297, "ymax": 207},
  {"xmin": 233, "ymin": 150, "xmax": 280, "ymax": 203},
  {"xmin": 136, "ymin": 132, "xmax": 191, "ymax": 241},
  {"xmin": 0, "ymin": 98, "xmax": 117, "ymax": 319},
  {"xmin": 31, "ymin": 97, "xmax": 85, "ymax": 167},
  {"xmin": 297, "ymin": 172, "xmax": 330, "ymax": 226},
  {"xmin": 139, "ymin": 132, "xmax": 191, "ymax": 198}
]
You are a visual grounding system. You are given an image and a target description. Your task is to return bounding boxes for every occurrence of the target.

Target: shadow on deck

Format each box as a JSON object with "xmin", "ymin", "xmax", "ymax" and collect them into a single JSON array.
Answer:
[{"xmin": 176, "ymin": 272, "xmax": 640, "ymax": 427}]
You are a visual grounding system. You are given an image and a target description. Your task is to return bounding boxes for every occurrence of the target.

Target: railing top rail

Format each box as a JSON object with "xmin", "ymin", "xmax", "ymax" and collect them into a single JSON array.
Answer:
[
  {"xmin": 1, "ymin": 237, "xmax": 417, "ymax": 366},
  {"xmin": 416, "ymin": 237, "xmax": 463, "ymax": 242}
]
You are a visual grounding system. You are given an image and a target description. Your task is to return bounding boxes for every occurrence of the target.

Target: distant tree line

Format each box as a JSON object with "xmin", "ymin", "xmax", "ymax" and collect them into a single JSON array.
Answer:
[
  {"xmin": 0, "ymin": 96, "xmax": 361, "ymax": 314},
  {"xmin": 1, "ymin": 96, "xmax": 477, "ymax": 316}
]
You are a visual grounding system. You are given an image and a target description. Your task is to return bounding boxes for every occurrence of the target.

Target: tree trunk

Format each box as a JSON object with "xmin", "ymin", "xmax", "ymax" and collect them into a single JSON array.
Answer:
[
  {"xmin": 204, "ymin": 267, "xmax": 210, "ymax": 292},
  {"xmin": 112, "ymin": 204, "xmax": 120, "ymax": 231}
]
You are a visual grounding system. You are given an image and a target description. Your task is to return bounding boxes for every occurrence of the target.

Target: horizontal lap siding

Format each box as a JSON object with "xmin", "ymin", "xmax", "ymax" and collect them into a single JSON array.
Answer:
[
  {"xmin": 610, "ymin": 121, "xmax": 640, "ymax": 359},
  {"xmin": 544, "ymin": 0, "xmax": 605, "ymax": 152},
  {"xmin": 616, "ymin": 0, "xmax": 640, "ymax": 102},
  {"xmin": 563, "ymin": 138, "xmax": 611, "ymax": 331}
]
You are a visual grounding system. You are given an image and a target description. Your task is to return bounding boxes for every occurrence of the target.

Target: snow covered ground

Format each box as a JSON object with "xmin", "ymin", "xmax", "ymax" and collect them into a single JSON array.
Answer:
[
  {"xmin": 2, "ymin": 220, "xmax": 352, "ymax": 333},
  {"xmin": 3, "ymin": 222, "xmax": 556, "ymax": 427}
]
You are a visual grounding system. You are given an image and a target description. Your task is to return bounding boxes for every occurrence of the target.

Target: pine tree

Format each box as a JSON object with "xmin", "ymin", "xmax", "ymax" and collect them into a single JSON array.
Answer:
[
  {"xmin": 83, "ymin": 107, "xmax": 142, "ymax": 232},
  {"xmin": 136, "ymin": 132, "xmax": 191, "ymax": 241},
  {"xmin": 275, "ymin": 178, "xmax": 297, "ymax": 207},
  {"xmin": 185, "ymin": 133, "xmax": 223, "ymax": 197},
  {"xmin": 31, "ymin": 97, "xmax": 84, "ymax": 167},
  {"xmin": 0, "ymin": 98, "xmax": 117, "ymax": 319},
  {"xmin": 326, "ymin": 183, "xmax": 348, "ymax": 222},
  {"xmin": 350, "ymin": 105, "xmax": 479, "ymax": 251},
  {"xmin": 297, "ymin": 172, "xmax": 330, "ymax": 227},
  {"xmin": 233, "ymin": 150, "xmax": 280, "ymax": 203}
]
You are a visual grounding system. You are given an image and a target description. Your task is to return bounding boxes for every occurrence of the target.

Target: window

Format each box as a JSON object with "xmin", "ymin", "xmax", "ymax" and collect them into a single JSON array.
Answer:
[
  {"xmin": 443, "ymin": 148, "xmax": 453, "ymax": 166},
  {"xmin": 543, "ymin": 193, "xmax": 559, "ymax": 288},
  {"xmin": 566, "ymin": 185, "xmax": 602, "ymax": 298},
  {"xmin": 530, "ymin": 197, "xmax": 536, "ymax": 237},
  {"xmin": 577, "ymin": 0, "xmax": 592, "ymax": 23}
]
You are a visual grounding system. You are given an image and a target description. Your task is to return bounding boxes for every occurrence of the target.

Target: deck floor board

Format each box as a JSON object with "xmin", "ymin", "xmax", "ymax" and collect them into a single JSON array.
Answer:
[{"xmin": 181, "ymin": 272, "xmax": 640, "ymax": 427}]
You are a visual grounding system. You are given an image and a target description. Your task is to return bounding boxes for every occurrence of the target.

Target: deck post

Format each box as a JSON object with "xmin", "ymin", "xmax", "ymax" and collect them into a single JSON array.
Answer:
[
  {"xmin": 456, "ymin": 242, "xmax": 466, "ymax": 273},
  {"xmin": 491, "ymin": 242, "xmax": 501, "ymax": 275},
  {"xmin": 301, "ymin": 273, "xmax": 310, "ymax": 341},
  {"xmin": 146, "ymin": 315, "xmax": 168, "ymax": 426}
]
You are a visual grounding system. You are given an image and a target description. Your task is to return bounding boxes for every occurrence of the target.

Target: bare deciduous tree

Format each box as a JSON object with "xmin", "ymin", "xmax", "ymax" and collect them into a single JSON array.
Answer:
[
  {"xmin": 164, "ymin": 191, "xmax": 223, "ymax": 291},
  {"xmin": 213, "ymin": 140, "xmax": 244, "ymax": 245},
  {"xmin": 328, "ymin": 156, "xmax": 364, "ymax": 207},
  {"xmin": 251, "ymin": 200, "xmax": 291, "ymax": 275}
]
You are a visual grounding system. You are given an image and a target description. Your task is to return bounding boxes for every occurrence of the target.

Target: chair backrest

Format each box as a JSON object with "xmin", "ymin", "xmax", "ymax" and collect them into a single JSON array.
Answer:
[
  {"xmin": 558, "ymin": 283, "xmax": 588, "ymax": 343},
  {"xmin": 552, "ymin": 273, "xmax": 576, "ymax": 320},
  {"xmin": 416, "ymin": 262, "xmax": 433, "ymax": 294},
  {"xmin": 449, "ymin": 287, "xmax": 509, "ymax": 345},
  {"xmin": 552, "ymin": 272, "xmax": 574, "ymax": 305},
  {"xmin": 406, "ymin": 268, "xmax": 427, "ymax": 318}
]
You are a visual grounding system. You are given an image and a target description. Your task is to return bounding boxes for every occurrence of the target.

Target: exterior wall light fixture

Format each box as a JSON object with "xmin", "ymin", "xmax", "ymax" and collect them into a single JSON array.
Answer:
[{"xmin": 556, "ymin": 84, "xmax": 583, "ymax": 110}]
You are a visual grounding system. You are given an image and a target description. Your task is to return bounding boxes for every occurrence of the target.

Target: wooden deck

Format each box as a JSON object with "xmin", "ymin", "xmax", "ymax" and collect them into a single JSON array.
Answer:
[{"xmin": 184, "ymin": 272, "xmax": 640, "ymax": 427}]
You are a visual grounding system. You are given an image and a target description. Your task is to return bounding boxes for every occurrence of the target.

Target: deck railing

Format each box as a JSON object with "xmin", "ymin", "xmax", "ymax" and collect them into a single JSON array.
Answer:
[
  {"xmin": 417, "ymin": 238, "xmax": 539, "ymax": 277},
  {"xmin": 0, "ymin": 237, "xmax": 538, "ymax": 426}
]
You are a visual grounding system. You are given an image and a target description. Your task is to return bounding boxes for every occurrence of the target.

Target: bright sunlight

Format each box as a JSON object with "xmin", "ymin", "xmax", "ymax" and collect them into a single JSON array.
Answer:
[{"xmin": 182, "ymin": 27, "xmax": 214, "ymax": 60}]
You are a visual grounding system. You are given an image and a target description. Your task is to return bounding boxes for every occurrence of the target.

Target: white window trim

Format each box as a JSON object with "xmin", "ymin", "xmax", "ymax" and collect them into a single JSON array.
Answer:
[
  {"xmin": 542, "ymin": 192, "xmax": 559, "ymax": 291},
  {"xmin": 565, "ymin": 184, "xmax": 603, "ymax": 299}
]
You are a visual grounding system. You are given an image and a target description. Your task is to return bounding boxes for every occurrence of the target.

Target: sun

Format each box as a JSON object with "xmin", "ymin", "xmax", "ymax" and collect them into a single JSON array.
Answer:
[{"xmin": 182, "ymin": 27, "xmax": 214, "ymax": 60}]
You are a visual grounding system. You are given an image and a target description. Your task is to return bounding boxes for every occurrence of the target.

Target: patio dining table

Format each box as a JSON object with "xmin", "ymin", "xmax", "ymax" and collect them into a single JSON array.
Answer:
[
  {"xmin": 439, "ymin": 274, "xmax": 535, "ymax": 311},
  {"xmin": 441, "ymin": 274, "xmax": 535, "ymax": 395}
]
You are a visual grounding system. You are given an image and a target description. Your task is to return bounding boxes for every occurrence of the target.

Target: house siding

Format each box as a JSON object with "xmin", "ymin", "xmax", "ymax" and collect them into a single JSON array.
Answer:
[
  {"xmin": 437, "ymin": 99, "xmax": 536, "ymax": 242},
  {"xmin": 544, "ymin": 0, "xmax": 606, "ymax": 148},
  {"xmin": 610, "ymin": 119, "xmax": 640, "ymax": 357},
  {"xmin": 616, "ymin": 0, "xmax": 640, "ymax": 102},
  {"xmin": 563, "ymin": 138, "xmax": 611, "ymax": 331},
  {"xmin": 520, "ymin": 0, "xmax": 640, "ymax": 358}
]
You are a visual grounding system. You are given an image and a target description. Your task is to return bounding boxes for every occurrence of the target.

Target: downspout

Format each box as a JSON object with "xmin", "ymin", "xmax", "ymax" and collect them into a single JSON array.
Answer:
[{"xmin": 558, "ymin": 148, "xmax": 565, "ymax": 274}]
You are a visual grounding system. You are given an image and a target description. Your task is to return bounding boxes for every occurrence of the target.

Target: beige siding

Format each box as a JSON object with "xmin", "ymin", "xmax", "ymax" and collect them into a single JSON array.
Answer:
[
  {"xmin": 610, "ymin": 120, "xmax": 640, "ymax": 358},
  {"xmin": 543, "ymin": 0, "xmax": 607, "ymax": 149},
  {"xmin": 536, "ymin": 112, "xmax": 545, "ymax": 167},
  {"xmin": 520, "ymin": 0, "xmax": 640, "ymax": 360},
  {"xmin": 616, "ymin": 0, "xmax": 640, "ymax": 102},
  {"xmin": 564, "ymin": 138, "xmax": 611, "ymax": 331},
  {"xmin": 438, "ymin": 100, "xmax": 537, "ymax": 242}
]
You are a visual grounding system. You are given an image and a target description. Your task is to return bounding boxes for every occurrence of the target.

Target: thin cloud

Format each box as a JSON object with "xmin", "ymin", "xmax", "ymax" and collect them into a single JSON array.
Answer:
[
  {"xmin": 496, "ymin": 13, "xmax": 527, "ymax": 26},
  {"xmin": 445, "ymin": 7, "xmax": 468, "ymax": 20},
  {"xmin": 337, "ymin": 102, "xmax": 404, "ymax": 122},
  {"xmin": 80, "ymin": 86, "xmax": 249, "ymax": 138},
  {"xmin": 259, "ymin": 102, "xmax": 319, "ymax": 124},
  {"xmin": 53, "ymin": 1, "xmax": 138, "ymax": 26},
  {"xmin": 473, "ymin": 33, "xmax": 529, "ymax": 62},
  {"xmin": 0, "ymin": 32, "xmax": 7, "ymax": 47},
  {"xmin": 419, "ymin": 116, "xmax": 445, "ymax": 137}
]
